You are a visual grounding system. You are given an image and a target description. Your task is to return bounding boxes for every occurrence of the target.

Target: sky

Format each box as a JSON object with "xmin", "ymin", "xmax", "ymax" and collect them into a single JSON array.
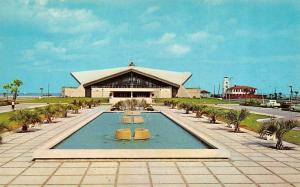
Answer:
[{"xmin": 0, "ymin": 0, "xmax": 300, "ymax": 95}]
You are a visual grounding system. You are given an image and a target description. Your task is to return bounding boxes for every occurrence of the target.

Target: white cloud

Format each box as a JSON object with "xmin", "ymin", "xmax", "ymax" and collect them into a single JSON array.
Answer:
[
  {"xmin": 0, "ymin": 2, "xmax": 109, "ymax": 34},
  {"xmin": 148, "ymin": 32, "xmax": 176, "ymax": 44},
  {"xmin": 92, "ymin": 38, "xmax": 110, "ymax": 46},
  {"xmin": 143, "ymin": 21, "xmax": 161, "ymax": 30},
  {"xmin": 186, "ymin": 31, "xmax": 224, "ymax": 43},
  {"xmin": 145, "ymin": 6, "xmax": 160, "ymax": 14},
  {"xmin": 35, "ymin": 41, "xmax": 66, "ymax": 54},
  {"xmin": 166, "ymin": 44, "xmax": 190, "ymax": 56},
  {"xmin": 186, "ymin": 32, "xmax": 209, "ymax": 42},
  {"xmin": 35, "ymin": 0, "xmax": 48, "ymax": 6}
]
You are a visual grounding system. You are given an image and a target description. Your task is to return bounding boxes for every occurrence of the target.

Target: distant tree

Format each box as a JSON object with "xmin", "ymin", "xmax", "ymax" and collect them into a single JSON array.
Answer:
[
  {"xmin": 295, "ymin": 91, "xmax": 299, "ymax": 100},
  {"xmin": 2, "ymin": 83, "xmax": 10, "ymax": 101},
  {"xmin": 244, "ymin": 88, "xmax": 250, "ymax": 103},
  {"xmin": 10, "ymin": 80, "xmax": 23, "ymax": 101},
  {"xmin": 278, "ymin": 92, "xmax": 283, "ymax": 99}
]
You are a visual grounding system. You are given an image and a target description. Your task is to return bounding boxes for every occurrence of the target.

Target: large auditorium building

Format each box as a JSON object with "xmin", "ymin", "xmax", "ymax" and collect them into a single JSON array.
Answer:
[{"xmin": 62, "ymin": 63, "xmax": 192, "ymax": 103}]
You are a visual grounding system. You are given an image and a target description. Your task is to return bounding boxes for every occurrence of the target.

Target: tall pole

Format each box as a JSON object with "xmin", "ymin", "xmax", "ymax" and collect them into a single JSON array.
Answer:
[
  {"xmin": 289, "ymin": 86, "xmax": 293, "ymax": 102},
  {"xmin": 213, "ymin": 84, "xmax": 215, "ymax": 98},
  {"xmin": 48, "ymin": 83, "xmax": 50, "ymax": 97}
]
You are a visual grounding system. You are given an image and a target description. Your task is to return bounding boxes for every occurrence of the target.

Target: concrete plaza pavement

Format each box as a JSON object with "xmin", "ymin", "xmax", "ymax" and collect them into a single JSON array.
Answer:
[{"xmin": 0, "ymin": 106, "xmax": 299, "ymax": 186}]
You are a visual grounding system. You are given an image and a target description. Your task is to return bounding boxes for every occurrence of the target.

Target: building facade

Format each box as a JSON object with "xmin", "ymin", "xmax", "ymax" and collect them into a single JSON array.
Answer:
[
  {"xmin": 62, "ymin": 63, "xmax": 192, "ymax": 103},
  {"xmin": 224, "ymin": 85, "xmax": 258, "ymax": 99}
]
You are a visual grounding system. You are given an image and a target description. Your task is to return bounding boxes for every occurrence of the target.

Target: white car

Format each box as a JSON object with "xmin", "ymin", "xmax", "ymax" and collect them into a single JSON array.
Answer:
[
  {"xmin": 291, "ymin": 104, "xmax": 300, "ymax": 111},
  {"xmin": 261, "ymin": 100, "xmax": 281, "ymax": 108}
]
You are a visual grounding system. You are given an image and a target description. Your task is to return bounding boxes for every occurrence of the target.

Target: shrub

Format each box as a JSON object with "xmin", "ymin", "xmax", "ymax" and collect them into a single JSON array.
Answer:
[
  {"xmin": 205, "ymin": 107, "xmax": 223, "ymax": 124},
  {"xmin": 37, "ymin": 105, "xmax": 60, "ymax": 123},
  {"xmin": 225, "ymin": 109, "xmax": 249, "ymax": 132},
  {"xmin": 195, "ymin": 105, "xmax": 207, "ymax": 118},
  {"xmin": 9, "ymin": 109, "xmax": 42, "ymax": 132},
  {"xmin": 260, "ymin": 119, "xmax": 299, "ymax": 149}
]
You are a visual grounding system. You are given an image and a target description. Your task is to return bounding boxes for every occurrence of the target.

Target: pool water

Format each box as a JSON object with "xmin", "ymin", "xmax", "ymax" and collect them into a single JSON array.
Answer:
[{"xmin": 53, "ymin": 112, "xmax": 213, "ymax": 149}]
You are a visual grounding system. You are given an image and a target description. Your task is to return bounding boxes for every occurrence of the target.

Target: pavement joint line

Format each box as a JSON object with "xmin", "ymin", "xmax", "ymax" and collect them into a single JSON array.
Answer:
[
  {"xmin": 202, "ymin": 160, "xmax": 224, "ymax": 187},
  {"xmin": 4, "ymin": 160, "xmax": 35, "ymax": 186},
  {"xmin": 78, "ymin": 161, "xmax": 91, "ymax": 186},
  {"xmin": 0, "ymin": 107, "xmax": 102, "ymax": 167},
  {"xmin": 169, "ymin": 106, "xmax": 298, "ymax": 186},
  {"xmin": 174, "ymin": 161, "xmax": 190, "ymax": 187},
  {"xmin": 41, "ymin": 161, "xmax": 63, "ymax": 186},
  {"xmin": 146, "ymin": 161, "xmax": 154, "ymax": 187},
  {"xmin": 114, "ymin": 161, "xmax": 120, "ymax": 187}
]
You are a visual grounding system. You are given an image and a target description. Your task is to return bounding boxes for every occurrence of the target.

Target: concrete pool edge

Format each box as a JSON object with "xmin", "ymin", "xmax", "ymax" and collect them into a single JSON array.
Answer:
[{"xmin": 33, "ymin": 109, "xmax": 230, "ymax": 159}]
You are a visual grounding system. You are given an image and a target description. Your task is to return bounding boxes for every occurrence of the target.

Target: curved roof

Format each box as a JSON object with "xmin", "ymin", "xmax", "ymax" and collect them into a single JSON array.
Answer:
[{"xmin": 71, "ymin": 65, "xmax": 192, "ymax": 87}]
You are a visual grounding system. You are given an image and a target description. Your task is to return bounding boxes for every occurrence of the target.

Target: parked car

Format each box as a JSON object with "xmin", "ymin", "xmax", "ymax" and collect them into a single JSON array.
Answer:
[
  {"xmin": 281, "ymin": 101, "xmax": 292, "ymax": 111},
  {"xmin": 261, "ymin": 100, "xmax": 281, "ymax": 108},
  {"xmin": 290, "ymin": 104, "xmax": 300, "ymax": 112}
]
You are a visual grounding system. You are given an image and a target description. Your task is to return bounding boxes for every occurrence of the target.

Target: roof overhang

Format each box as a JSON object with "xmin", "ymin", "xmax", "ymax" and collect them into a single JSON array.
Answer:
[{"xmin": 83, "ymin": 68, "xmax": 180, "ymax": 88}]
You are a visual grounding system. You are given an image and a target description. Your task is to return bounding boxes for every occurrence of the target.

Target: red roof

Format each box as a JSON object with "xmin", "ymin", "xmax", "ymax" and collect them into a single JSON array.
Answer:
[{"xmin": 227, "ymin": 85, "xmax": 256, "ymax": 91}]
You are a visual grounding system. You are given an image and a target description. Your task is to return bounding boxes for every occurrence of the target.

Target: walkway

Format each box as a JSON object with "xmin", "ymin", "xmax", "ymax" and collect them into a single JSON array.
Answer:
[
  {"xmin": 0, "ymin": 104, "xmax": 47, "ymax": 114},
  {"xmin": 0, "ymin": 106, "xmax": 299, "ymax": 186}
]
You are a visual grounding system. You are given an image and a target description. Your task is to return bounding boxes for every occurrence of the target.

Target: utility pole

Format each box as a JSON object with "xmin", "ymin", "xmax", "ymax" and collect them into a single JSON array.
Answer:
[
  {"xmin": 217, "ymin": 83, "xmax": 220, "ymax": 98},
  {"xmin": 289, "ymin": 86, "xmax": 293, "ymax": 102},
  {"xmin": 213, "ymin": 84, "xmax": 215, "ymax": 98},
  {"xmin": 48, "ymin": 83, "xmax": 50, "ymax": 97}
]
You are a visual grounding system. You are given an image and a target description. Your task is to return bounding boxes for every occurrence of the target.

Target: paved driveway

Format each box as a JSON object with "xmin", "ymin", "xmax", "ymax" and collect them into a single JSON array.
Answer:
[
  {"xmin": 0, "ymin": 103, "xmax": 47, "ymax": 113},
  {"xmin": 218, "ymin": 104, "xmax": 300, "ymax": 120}
]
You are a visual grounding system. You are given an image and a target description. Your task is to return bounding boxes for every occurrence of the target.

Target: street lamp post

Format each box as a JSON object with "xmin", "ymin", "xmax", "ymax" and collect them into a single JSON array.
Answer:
[
  {"xmin": 40, "ymin": 88, "xmax": 43, "ymax": 97},
  {"xmin": 289, "ymin": 86, "xmax": 293, "ymax": 102}
]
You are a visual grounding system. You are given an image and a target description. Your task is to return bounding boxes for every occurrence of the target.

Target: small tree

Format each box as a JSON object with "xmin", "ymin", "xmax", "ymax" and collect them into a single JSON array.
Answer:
[
  {"xmin": 56, "ymin": 104, "xmax": 69, "ymax": 118},
  {"xmin": 9, "ymin": 109, "xmax": 36, "ymax": 132},
  {"xmin": 195, "ymin": 105, "xmax": 207, "ymax": 118},
  {"xmin": 261, "ymin": 119, "xmax": 299, "ymax": 149},
  {"xmin": 205, "ymin": 107, "xmax": 222, "ymax": 124},
  {"xmin": 10, "ymin": 79, "xmax": 23, "ymax": 101},
  {"xmin": 225, "ymin": 109, "xmax": 249, "ymax": 132},
  {"xmin": 37, "ymin": 105, "xmax": 59, "ymax": 123},
  {"xmin": 2, "ymin": 83, "xmax": 10, "ymax": 101},
  {"xmin": 68, "ymin": 104, "xmax": 80, "ymax": 114}
]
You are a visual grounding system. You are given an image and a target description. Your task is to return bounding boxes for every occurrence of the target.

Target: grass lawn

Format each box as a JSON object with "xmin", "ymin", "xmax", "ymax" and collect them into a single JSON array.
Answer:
[
  {"xmin": 18, "ymin": 97, "xmax": 109, "ymax": 104},
  {"xmin": 240, "ymin": 113, "xmax": 300, "ymax": 145},
  {"xmin": 154, "ymin": 97, "xmax": 237, "ymax": 105},
  {"xmin": 0, "ymin": 111, "xmax": 18, "ymax": 132}
]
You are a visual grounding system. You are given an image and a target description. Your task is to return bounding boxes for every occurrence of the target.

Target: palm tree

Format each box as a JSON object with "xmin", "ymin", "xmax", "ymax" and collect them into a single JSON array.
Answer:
[
  {"xmin": 278, "ymin": 92, "xmax": 283, "ymax": 99},
  {"xmin": 57, "ymin": 104, "xmax": 69, "ymax": 118},
  {"xmin": 225, "ymin": 109, "xmax": 249, "ymax": 132},
  {"xmin": 10, "ymin": 79, "xmax": 23, "ymax": 101},
  {"xmin": 37, "ymin": 105, "xmax": 59, "ymax": 123},
  {"xmin": 9, "ymin": 109, "xmax": 35, "ymax": 132},
  {"xmin": 261, "ymin": 119, "xmax": 299, "ymax": 149},
  {"xmin": 195, "ymin": 105, "xmax": 207, "ymax": 118},
  {"xmin": 2, "ymin": 83, "xmax": 10, "ymax": 101},
  {"xmin": 244, "ymin": 88, "xmax": 250, "ymax": 103},
  {"xmin": 205, "ymin": 108, "xmax": 221, "ymax": 124},
  {"xmin": 68, "ymin": 104, "xmax": 80, "ymax": 114},
  {"xmin": 294, "ymin": 91, "xmax": 299, "ymax": 100}
]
